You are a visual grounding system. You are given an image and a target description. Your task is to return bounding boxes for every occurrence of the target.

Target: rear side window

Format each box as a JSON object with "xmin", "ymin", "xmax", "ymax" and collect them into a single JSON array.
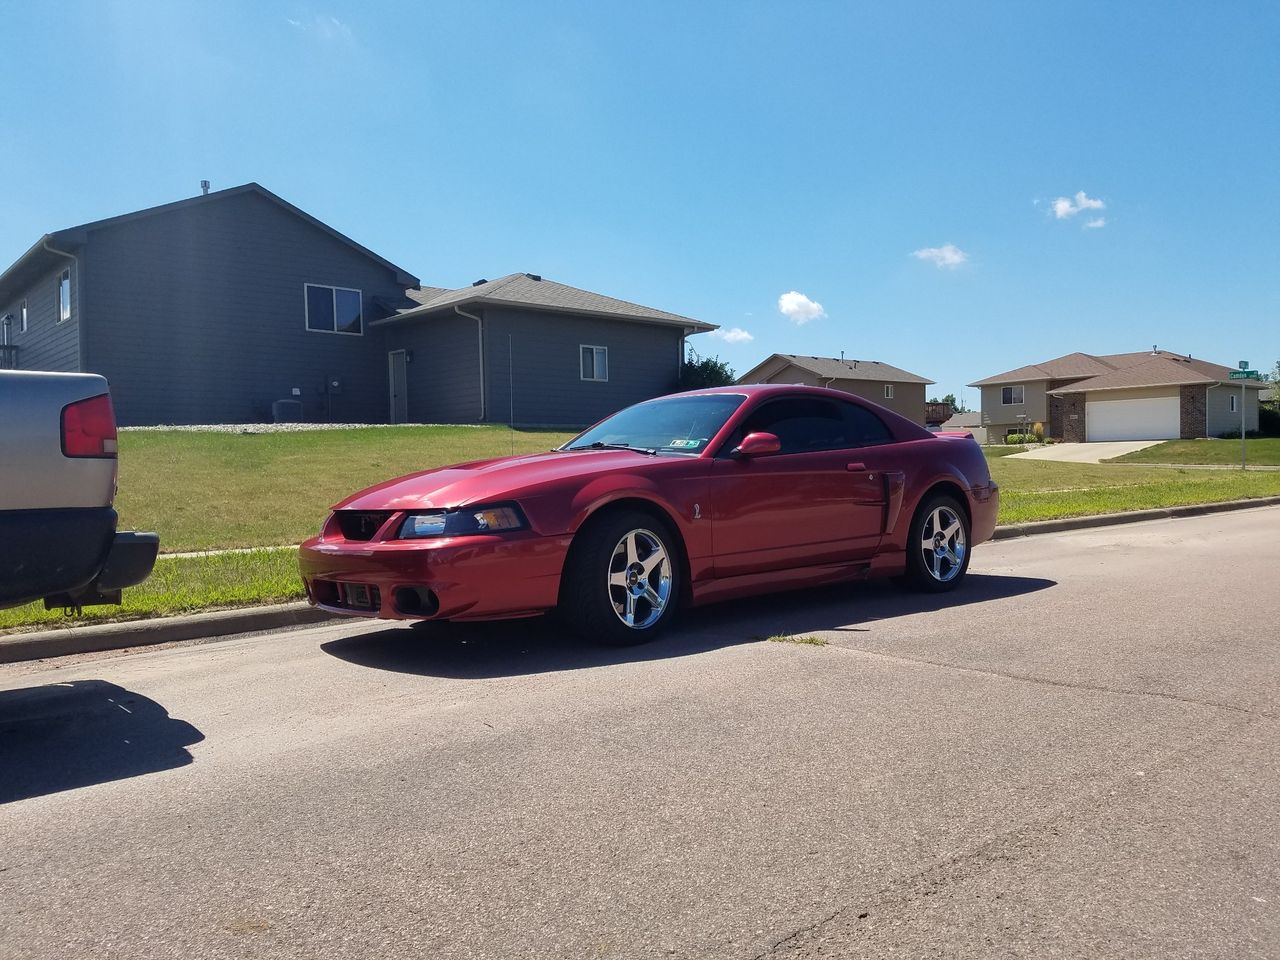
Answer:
[{"xmin": 841, "ymin": 401, "xmax": 893, "ymax": 446}]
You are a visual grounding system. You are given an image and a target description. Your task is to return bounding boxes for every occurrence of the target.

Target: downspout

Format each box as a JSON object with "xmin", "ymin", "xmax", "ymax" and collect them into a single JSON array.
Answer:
[
  {"xmin": 42, "ymin": 238, "xmax": 82, "ymax": 370},
  {"xmin": 1205, "ymin": 382, "xmax": 1220, "ymax": 439},
  {"xmin": 454, "ymin": 305, "xmax": 486, "ymax": 421}
]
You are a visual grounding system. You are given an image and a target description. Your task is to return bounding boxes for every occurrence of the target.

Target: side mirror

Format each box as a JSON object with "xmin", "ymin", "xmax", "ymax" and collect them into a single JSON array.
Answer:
[{"xmin": 733, "ymin": 431, "xmax": 782, "ymax": 456}]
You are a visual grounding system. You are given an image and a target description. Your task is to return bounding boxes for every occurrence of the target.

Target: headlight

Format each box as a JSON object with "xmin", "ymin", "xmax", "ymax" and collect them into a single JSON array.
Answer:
[{"xmin": 399, "ymin": 503, "xmax": 528, "ymax": 539}]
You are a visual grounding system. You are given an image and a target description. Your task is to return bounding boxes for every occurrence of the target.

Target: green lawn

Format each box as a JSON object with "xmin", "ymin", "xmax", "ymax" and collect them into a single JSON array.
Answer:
[
  {"xmin": 988, "ymin": 455, "xmax": 1280, "ymax": 524},
  {"xmin": 4, "ymin": 428, "xmax": 1279, "ymax": 634},
  {"xmin": 117, "ymin": 426, "xmax": 574, "ymax": 553},
  {"xmin": 1105, "ymin": 438, "xmax": 1280, "ymax": 466}
]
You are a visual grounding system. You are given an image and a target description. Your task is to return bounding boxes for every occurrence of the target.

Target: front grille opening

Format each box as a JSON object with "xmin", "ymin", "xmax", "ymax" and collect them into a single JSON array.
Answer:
[
  {"xmin": 312, "ymin": 579, "xmax": 381, "ymax": 611},
  {"xmin": 335, "ymin": 510, "xmax": 394, "ymax": 541}
]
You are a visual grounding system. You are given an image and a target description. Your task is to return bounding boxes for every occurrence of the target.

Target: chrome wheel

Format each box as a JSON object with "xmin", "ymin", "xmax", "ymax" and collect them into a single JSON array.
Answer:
[
  {"xmin": 606, "ymin": 528, "xmax": 672, "ymax": 629},
  {"xmin": 919, "ymin": 505, "xmax": 966, "ymax": 583}
]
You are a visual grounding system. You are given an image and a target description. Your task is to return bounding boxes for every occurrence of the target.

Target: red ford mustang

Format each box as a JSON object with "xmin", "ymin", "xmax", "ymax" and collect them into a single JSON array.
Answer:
[{"xmin": 298, "ymin": 384, "xmax": 999, "ymax": 645}]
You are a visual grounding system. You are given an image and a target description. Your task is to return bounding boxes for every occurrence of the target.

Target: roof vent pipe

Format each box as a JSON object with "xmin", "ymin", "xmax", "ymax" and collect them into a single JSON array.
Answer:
[
  {"xmin": 472, "ymin": 279, "xmax": 487, "ymax": 287},
  {"xmin": 840, "ymin": 350, "xmax": 845, "ymax": 361},
  {"xmin": 200, "ymin": 180, "xmax": 210, "ymax": 196}
]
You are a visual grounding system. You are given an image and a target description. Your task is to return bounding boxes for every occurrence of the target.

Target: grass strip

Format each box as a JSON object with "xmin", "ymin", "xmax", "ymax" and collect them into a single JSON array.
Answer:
[
  {"xmin": 0, "ymin": 550, "xmax": 304, "ymax": 634},
  {"xmin": 997, "ymin": 472, "xmax": 1280, "ymax": 524}
]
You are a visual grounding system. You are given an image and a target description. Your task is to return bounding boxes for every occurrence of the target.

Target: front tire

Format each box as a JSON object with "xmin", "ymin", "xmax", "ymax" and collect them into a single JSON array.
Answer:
[
  {"xmin": 902, "ymin": 494, "xmax": 971, "ymax": 592},
  {"xmin": 561, "ymin": 510, "xmax": 681, "ymax": 646}
]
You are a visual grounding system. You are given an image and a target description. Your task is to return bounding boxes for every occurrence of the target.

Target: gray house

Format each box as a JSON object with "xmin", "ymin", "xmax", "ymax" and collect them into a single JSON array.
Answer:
[{"xmin": 0, "ymin": 183, "xmax": 714, "ymax": 426}]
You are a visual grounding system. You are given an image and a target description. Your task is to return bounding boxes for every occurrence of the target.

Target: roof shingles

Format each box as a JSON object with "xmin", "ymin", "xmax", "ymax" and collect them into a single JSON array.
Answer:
[
  {"xmin": 382, "ymin": 273, "xmax": 715, "ymax": 332},
  {"xmin": 973, "ymin": 349, "xmax": 1249, "ymax": 392}
]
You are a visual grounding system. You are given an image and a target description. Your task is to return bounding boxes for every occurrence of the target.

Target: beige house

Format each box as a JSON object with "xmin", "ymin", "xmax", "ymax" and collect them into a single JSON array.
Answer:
[
  {"xmin": 970, "ymin": 349, "xmax": 1264, "ymax": 442},
  {"xmin": 737, "ymin": 354, "xmax": 933, "ymax": 425}
]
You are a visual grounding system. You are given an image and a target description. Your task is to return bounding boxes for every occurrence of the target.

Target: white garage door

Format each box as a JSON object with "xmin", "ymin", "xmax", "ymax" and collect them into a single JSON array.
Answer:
[{"xmin": 1086, "ymin": 395, "xmax": 1180, "ymax": 441}]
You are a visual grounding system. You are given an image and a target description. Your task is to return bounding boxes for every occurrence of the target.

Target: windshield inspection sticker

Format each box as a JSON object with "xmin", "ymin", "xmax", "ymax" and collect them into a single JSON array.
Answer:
[{"xmin": 668, "ymin": 439, "xmax": 700, "ymax": 448}]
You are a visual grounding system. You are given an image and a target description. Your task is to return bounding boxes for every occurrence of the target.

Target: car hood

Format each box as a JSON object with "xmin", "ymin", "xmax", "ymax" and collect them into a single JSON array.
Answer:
[{"xmin": 333, "ymin": 449, "xmax": 663, "ymax": 512}]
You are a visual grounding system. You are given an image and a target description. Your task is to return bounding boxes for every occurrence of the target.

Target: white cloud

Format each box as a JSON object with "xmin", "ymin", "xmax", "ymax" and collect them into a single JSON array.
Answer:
[
  {"xmin": 911, "ymin": 243, "xmax": 969, "ymax": 269},
  {"xmin": 777, "ymin": 291, "xmax": 826, "ymax": 325},
  {"xmin": 1051, "ymin": 190, "xmax": 1105, "ymax": 220},
  {"xmin": 1084, "ymin": 217, "xmax": 1107, "ymax": 229},
  {"xmin": 287, "ymin": 13, "xmax": 355, "ymax": 43},
  {"xmin": 710, "ymin": 327, "xmax": 754, "ymax": 344}
]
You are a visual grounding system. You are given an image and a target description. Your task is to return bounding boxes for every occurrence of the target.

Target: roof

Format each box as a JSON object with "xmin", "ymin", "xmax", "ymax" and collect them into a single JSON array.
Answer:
[
  {"xmin": 0, "ymin": 182, "xmax": 419, "ymax": 303},
  {"xmin": 972, "ymin": 348, "xmax": 1255, "ymax": 390},
  {"xmin": 738, "ymin": 353, "xmax": 934, "ymax": 385},
  {"xmin": 969, "ymin": 351, "xmax": 1116, "ymax": 386},
  {"xmin": 942, "ymin": 411, "xmax": 983, "ymax": 428},
  {"xmin": 1048, "ymin": 354, "xmax": 1268, "ymax": 394},
  {"xmin": 372, "ymin": 273, "xmax": 716, "ymax": 334}
]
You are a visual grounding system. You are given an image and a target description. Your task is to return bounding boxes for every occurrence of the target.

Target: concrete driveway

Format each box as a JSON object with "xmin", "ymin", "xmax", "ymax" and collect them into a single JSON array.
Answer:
[
  {"xmin": 2, "ymin": 507, "xmax": 1278, "ymax": 959},
  {"xmin": 1006, "ymin": 439, "xmax": 1163, "ymax": 463}
]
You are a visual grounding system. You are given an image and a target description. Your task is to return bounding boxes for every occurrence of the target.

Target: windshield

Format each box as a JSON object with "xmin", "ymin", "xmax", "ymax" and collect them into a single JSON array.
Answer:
[{"xmin": 564, "ymin": 394, "xmax": 746, "ymax": 455}]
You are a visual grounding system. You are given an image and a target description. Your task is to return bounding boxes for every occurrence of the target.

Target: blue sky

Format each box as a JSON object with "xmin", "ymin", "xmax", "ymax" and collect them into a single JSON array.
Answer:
[{"xmin": 2, "ymin": 1, "xmax": 1276, "ymax": 401}]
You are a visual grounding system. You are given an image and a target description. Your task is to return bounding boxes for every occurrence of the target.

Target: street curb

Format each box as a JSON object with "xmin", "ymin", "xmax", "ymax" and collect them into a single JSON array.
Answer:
[
  {"xmin": 991, "ymin": 496, "xmax": 1280, "ymax": 540},
  {"xmin": 4, "ymin": 497, "xmax": 1279, "ymax": 666},
  {"xmin": 0, "ymin": 602, "xmax": 342, "ymax": 665}
]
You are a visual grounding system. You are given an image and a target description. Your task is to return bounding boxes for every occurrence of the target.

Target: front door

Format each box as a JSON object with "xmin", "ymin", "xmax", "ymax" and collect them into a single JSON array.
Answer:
[
  {"xmin": 388, "ymin": 350, "xmax": 408, "ymax": 423},
  {"xmin": 709, "ymin": 396, "xmax": 890, "ymax": 578}
]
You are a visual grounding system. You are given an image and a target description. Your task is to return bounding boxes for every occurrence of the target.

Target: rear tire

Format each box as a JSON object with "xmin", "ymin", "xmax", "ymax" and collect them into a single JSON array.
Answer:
[
  {"xmin": 902, "ymin": 494, "xmax": 971, "ymax": 592},
  {"xmin": 561, "ymin": 510, "xmax": 682, "ymax": 646}
]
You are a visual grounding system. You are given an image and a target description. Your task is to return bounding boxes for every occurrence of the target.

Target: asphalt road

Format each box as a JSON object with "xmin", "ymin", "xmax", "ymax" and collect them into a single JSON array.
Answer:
[{"xmin": 2, "ymin": 508, "xmax": 1278, "ymax": 960}]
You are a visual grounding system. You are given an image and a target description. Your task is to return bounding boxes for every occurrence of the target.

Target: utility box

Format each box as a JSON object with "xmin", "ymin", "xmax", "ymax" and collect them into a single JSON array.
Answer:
[{"xmin": 271, "ymin": 399, "xmax": 303, "ymax": 422}]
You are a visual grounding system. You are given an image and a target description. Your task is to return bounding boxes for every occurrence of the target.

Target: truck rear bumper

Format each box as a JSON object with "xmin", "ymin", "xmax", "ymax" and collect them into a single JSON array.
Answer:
[
  {"xmin": 97, "ymin": 531, "xmax": 161, "ymax": 589},
  {"xmin": 42, "ymin": 530, "xmax": 160, "ymax": 610}
]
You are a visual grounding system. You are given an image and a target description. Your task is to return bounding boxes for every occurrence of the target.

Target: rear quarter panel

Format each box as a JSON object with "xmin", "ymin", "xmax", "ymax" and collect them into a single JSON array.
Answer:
[{"xmin": 882, "ymin": 435, "xmax": 994, "ymax": 549}]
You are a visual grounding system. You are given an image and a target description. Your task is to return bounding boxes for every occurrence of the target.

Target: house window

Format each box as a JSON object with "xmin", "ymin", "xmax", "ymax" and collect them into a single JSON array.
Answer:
[
  {"xmin": 57, "ymin": 270, "xmax": 71, "ymax": 323},
  {"xmin": 581, "ymin": 345, "xmax": 608, "ymax": 382},
  {"xmin": 883, "ymin": 384, "xmax": 894, "ymax": 400},
  {"xmin": 305, "ymin": 284, "xmax": 363, "ymax": 335},
  {"xmin": 18, "ymin": 299, "xmax": 27, "ymax": 333},
  {"xmin": 1229, "ymin": 394, "xmax": 1238, "ymax": 413},
  {"xmin": 1001, "ymin": 385, "xmax": 1025, "ymax": 405}
]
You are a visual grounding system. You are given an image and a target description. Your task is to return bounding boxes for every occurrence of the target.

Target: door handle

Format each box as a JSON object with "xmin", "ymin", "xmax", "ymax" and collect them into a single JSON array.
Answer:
[{"xmin": 846, "ymin": 462, "xmax": 867, "ymax": 471}]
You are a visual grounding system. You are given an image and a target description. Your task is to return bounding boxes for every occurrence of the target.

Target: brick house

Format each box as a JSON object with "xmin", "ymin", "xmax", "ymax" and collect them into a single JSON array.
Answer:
[{"xmin": 969, "ymin": 349, "xmax": 1264, "ymax": 442}]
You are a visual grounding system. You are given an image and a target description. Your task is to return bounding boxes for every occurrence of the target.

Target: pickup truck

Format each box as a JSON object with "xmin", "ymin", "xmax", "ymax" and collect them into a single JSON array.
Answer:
[{"xmin": 1, "ymin": 370, "xmax": 159, "ymax": 611}]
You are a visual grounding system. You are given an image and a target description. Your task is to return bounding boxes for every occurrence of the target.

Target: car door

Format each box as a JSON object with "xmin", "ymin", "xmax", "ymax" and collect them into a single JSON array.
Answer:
[{"xmin": 708, "ymin": 395, "xmax": 889, "ymax": 578}]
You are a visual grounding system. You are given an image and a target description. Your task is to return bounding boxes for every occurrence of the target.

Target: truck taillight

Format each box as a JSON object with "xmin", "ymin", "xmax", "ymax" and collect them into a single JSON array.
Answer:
[{"xmin": 62, "ymin": 393, "xmax": 119, "ymax": 458}]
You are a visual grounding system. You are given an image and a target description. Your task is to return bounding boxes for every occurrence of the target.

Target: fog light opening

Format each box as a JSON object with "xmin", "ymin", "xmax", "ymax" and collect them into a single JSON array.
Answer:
[{"xmin": 394, "ymin": 586, "xmax": 439, "ymax": 618}]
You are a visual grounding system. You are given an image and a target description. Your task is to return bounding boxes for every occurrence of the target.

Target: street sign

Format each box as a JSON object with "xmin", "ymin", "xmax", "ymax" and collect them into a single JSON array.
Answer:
[
  {"xmin": 1239, "ymin": 360, "xmax": 1249, "ymax": 370},
  {"xmin": 1229, "ymin": 370, "xmax": 1260, "ymax": 380}
]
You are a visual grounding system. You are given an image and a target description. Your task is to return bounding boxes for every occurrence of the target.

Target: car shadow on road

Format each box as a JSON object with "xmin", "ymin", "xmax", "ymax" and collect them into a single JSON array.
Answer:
[
  {"xmin": 0, "ymin": 680, "xmax": 204, "ymax": 805},
  {"xmin": 321, "ymin": 573, "xmax": 1055, "ymax": 681}
]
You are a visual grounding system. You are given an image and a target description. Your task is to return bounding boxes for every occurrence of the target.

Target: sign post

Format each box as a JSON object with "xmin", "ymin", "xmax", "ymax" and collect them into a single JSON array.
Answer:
[{"xmin": 1230, "ymin": 364, "xmax": 1260, "ymax": 469}]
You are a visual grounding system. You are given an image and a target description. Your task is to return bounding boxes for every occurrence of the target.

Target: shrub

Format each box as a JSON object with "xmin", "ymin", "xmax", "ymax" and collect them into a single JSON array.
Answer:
[
  {"xmin": 678, "ymin": 350, "xmax": 736, "ymax": 390},
  {"xmin": 1260, "ymin": 404, "xmax": 1280, "ymax": 437}
]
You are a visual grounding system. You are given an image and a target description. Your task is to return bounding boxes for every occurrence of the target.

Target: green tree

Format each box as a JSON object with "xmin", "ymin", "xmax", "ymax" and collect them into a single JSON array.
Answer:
[
  {"xmin": 928, "ymin": 392, "xmax": 966, "ymax": 412},
  {"xmin": 678, "ymin": 348, "xmax": 736, "ymax": 390}
]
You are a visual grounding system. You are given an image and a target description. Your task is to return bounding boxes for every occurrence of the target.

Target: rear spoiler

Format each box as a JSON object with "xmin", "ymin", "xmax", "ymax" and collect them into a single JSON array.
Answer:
[{"xmin": 935, "ymin": 430, "xmax": 975, "ymax": 440}]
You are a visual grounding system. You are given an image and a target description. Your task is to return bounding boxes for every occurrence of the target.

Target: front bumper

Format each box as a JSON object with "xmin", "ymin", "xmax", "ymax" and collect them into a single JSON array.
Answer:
[{"xmin": 298, "ymin": 530, "xmax": 572, "ymax": 621}]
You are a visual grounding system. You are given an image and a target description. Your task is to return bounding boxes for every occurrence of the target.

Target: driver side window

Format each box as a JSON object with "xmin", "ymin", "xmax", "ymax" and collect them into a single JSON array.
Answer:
[{"xmin": 731, "ymin": 397, "xmax": 851, "ymax": 454}]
